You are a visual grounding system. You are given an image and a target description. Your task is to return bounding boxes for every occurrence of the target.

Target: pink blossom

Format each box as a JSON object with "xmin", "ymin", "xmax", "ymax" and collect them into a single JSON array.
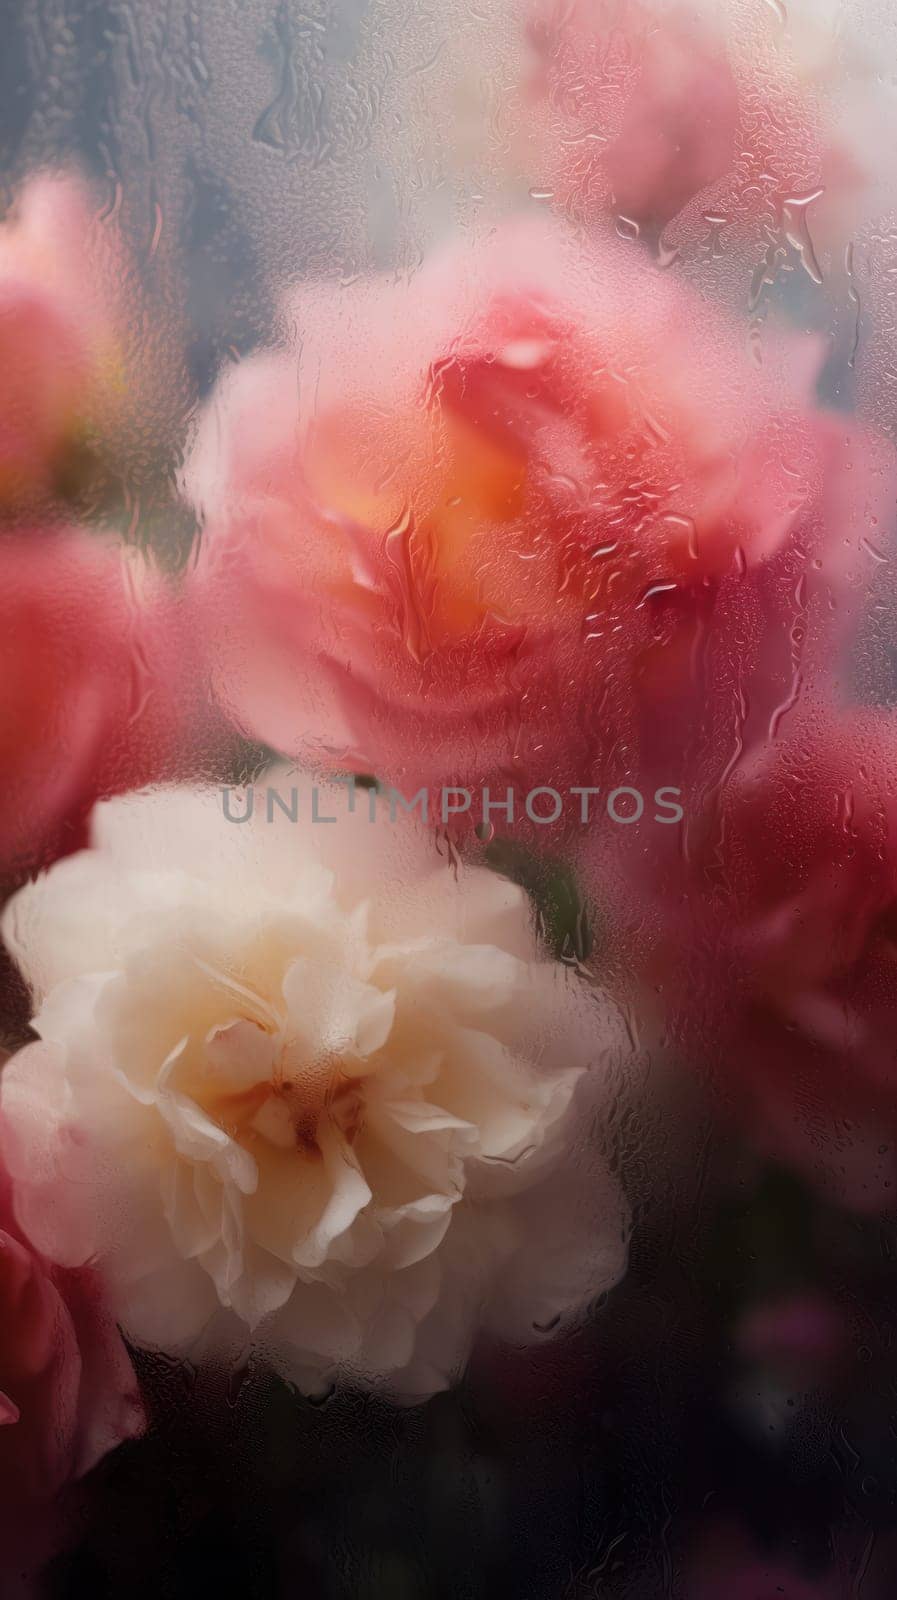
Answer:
[
  {"xmin": 0, "ymin": 527, "xmax": 218, "ymax": 877},
  {"xmin": 0, "ymin": 171, "xmax": 128, "ymax": 511},
  {"xmin": 601, "ymin": 705, "xmax": 897, "ymax": 1210},
  {"xmin": 0, "ymin": 1125, "xmax": 144, "ymax": 1507},
  {"xmin": 522, "ymin": 0, "xmax": 877, "ymax": 276},
  {"xmin": 525, "ymin": 0, "xmax": 739, "ymax": 233},
  {"xmin": 186, "ymin": 216, "xmax": 858, "ymax": 802}
]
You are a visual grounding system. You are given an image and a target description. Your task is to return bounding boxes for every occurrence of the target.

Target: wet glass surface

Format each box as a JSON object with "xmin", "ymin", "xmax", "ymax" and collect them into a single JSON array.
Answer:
[{"xmin": 3, "ymin": 2, "xmax": 897, "ymax": 1595}]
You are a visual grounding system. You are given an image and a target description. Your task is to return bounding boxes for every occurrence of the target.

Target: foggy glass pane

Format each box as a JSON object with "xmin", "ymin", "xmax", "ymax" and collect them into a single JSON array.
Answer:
[{"xmin": 2, "ymin": 1, "xmax": 897, "ymax": 1595}]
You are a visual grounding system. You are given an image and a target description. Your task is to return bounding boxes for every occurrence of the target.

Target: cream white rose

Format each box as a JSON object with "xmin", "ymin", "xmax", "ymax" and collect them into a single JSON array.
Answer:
[{"xmin": 0, "ymin": 777, "xmax": 629, "ymax": 1398}]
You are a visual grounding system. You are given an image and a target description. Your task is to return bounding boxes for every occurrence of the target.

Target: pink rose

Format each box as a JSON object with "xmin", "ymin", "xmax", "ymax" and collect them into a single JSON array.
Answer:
[
  {"xmin": 0, "ymin": 167, "xmax": 191, "ymax": 518},
  {"xmin": 186, "ymin": 216, "xmax": 853, "ymax": 802},
  {"xmin": 522, "ymin": 0, "xmax": 877, "ymax": 276},
  {"xmin": 0, "ymin": 171, "xmax": 126, "ymax": 510},
  {"xmin": 0, "ymin": 1123, "xmax": 144, "ymax": 1507},
  {"xmin": 598, "ymin": 705, "xmax": 897, "ymax": 1210},
  {"xmin": 0, "ymin": 527, "xmax": 218, "ymax": 878},
  {"xmin": 525, "ymin": 0, "xmax": 739, "ymax": 233}
]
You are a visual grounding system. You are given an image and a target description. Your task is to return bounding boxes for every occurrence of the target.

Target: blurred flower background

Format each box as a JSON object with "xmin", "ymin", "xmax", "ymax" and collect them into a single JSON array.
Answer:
[{"xmin": 3, "ymin": 0, "xmax": 897, "ymax": 1595}]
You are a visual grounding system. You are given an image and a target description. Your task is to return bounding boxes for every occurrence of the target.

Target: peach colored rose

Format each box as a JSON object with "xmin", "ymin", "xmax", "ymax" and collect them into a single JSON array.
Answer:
[{"xmin": 185, "ymin": 215, "xmax": 860, "ymax": 804}]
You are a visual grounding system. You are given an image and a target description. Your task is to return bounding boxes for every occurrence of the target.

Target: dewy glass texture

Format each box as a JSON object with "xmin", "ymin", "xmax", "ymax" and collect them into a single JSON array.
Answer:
[{"xmin": 1, "ymin": 0, "xmax": 897, "ymax": 1594}]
